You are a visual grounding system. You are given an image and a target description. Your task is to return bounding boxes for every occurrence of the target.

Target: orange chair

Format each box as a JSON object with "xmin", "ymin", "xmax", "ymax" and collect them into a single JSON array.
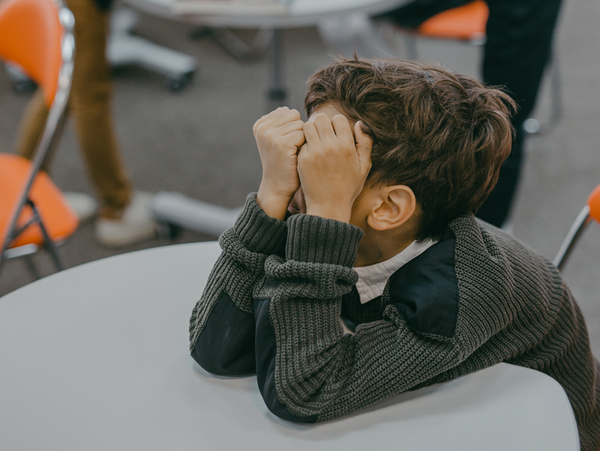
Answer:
[
  {"xmin": 399, "ymin": 0, "xmax": 561, "ymax": 135},
  {"xmin": 417, "ymin": 0, "xmax": 488, "ymax": 42},
  {"xmin": 553, "ymin": 184, "xmax": 600, "ymax": 271},
  {"xmin": 0, "ymin": 0, "xmax": 77, "ymax": 278}
]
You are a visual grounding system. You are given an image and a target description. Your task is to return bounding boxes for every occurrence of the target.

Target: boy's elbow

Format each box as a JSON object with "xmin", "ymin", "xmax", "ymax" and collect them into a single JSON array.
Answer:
[
  {"xmin": 191, "ymin": 291, "xmax": 258, "ymax": 376},
  {"xmin": 191, "ymin": 334, "xmax": 256, "ymax": 376},
  {"xmin": 257, "ymin": 368, "xmax": 319, "ymax": 423},
  {"xmin": 254, "ymin": 298, "xmax": 319, "ymax": 423}
]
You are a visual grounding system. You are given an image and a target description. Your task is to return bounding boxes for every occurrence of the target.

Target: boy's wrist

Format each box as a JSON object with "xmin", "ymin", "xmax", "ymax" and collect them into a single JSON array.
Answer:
[
  {"xmin": 233, "ymin": 193, "xmax": 288, "ymax": 255},
  {"xmin": 305, "ymin": 202, "xmax": 353, "ymax": 224},
  {"xmin": 286, "ymin": 214, "xmax": 363, "ymax": 267},
  {"xmin": 256, "ymin": 186, "xmax": 292, "ymax": 221}
]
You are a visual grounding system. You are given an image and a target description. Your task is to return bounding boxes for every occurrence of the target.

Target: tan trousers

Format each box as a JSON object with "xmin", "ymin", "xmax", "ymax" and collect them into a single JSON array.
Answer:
[{"xmin": 16, "ymin": 0, "xmax": 131, "ymax": 218}]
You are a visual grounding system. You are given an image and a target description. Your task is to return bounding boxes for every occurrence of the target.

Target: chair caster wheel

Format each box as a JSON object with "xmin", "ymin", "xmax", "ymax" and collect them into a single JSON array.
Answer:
[
  {"xmin": 4, "ymin": 63, "xmax": 36, "ymax": 93},
  {"xmin": 157, "ymin": 221, "xmax": 182, "ymax": 240},
  {"xmin": 165, "ymin": 72, "xmax": 194, "ymax": 92},
  {"xmin": 11, "ymin": 79, "xmax": 37, "ymax": 93}
]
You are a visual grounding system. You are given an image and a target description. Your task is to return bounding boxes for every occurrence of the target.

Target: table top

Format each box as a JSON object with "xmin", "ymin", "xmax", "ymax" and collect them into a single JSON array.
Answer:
[
  {"xmin": 126, "ymin": 0, "xmax": 406, "ymax": 28},
  {"xmin": 0, "ymin": 242, "xmax": 580, "ymax": 451}
]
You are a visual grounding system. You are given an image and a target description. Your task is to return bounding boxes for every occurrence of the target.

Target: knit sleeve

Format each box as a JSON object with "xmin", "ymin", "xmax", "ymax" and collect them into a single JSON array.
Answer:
[
  {"xmin": 253, "ymin": 214, "xmax": 471, "ymax": 422},
  {"xmin": 188, "ymin": 193, "xmax": 287, "ymax": 376}
]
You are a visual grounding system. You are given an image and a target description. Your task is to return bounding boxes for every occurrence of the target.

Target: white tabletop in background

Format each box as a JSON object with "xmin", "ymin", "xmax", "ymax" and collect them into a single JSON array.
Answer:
[
  {"xmin": 0, "ymin": 242, "xmax": 579, "ymax": 451},
  {"xmin": 125, "ymin": 0, "xmax": 406, "ymax": 28}
]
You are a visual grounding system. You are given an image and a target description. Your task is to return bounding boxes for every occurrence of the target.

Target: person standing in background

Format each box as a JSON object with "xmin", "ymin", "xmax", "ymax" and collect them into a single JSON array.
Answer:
[{"xmin": 15, "ymin": 0, "xmax": 156, "ymax": 248}]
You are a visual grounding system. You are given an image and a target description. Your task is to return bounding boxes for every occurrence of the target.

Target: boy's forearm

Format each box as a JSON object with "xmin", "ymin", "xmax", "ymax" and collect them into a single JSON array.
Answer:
[
  {"xmin": 253, "ymin": 214, "xmax": 363, "ymax": 419},
  {"xmin": 256, "ymin": 186, "xmax": 291, "ymax": 221},
  {"xmin": 189, "ymin": 193, "xmax": 287, "ymax": 374}
]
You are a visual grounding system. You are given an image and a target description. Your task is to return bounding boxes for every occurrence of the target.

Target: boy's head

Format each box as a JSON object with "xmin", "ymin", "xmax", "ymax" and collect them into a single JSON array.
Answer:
[{"xmin": 304, "ymin": 57, "xmax": 515, "ymax": 241}]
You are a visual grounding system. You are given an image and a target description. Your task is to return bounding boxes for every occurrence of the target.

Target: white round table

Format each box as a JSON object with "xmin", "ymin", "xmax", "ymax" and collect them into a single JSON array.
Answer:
[
  {"xmin": 126, "ymin": 0, "xmax": 405, "ymax": 28},
  {"xmin": 124, "ymin": 0, "xmax": 406, "ymax": 103},
  {"xmin": 0, "ymin": 242, "xmax": 580, "ymax": 450}
]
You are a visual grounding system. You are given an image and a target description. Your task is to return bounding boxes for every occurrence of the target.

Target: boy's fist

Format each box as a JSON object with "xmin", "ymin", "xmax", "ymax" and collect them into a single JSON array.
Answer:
[
  {"xmin": 298, "ymin": 113, "xmax": 372, "ymax": 223},
  {"xmin": 254, "ymin": 107, "xmax": 305, "ymax": 220}
]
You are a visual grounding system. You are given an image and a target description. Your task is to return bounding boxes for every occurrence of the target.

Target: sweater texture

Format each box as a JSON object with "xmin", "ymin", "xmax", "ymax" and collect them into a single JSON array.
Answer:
[{"xmin": 189, "ymin": 193, "xmax": 600, "ymax": 450}]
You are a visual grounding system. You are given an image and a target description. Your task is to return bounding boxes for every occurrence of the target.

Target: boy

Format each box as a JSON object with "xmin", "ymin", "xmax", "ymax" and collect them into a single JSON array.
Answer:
[{"xmin": 189, "ymin": 58, "xmax": 600, "ymax": 449}]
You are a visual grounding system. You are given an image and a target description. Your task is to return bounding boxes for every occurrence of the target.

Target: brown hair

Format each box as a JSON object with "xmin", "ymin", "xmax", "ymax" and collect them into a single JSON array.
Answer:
[{"xmin": 305, "ymin": 57, "xmax": 515, "ymax": 241}]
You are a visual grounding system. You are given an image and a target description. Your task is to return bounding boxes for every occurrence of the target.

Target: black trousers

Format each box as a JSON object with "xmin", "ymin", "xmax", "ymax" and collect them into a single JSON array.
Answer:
[{"xmin": 377, "ymin": 0, "xmax": 563, "ymax": 227}]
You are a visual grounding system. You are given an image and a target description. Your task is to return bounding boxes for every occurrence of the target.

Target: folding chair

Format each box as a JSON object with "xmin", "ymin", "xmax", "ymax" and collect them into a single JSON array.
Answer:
[
  {"xmin": 553, "ymin": 184, "xmax": 600, "ymax": 271},
  {"xmin": 0, "ymin": 0, "xmax": 77, "ymax": 279}
]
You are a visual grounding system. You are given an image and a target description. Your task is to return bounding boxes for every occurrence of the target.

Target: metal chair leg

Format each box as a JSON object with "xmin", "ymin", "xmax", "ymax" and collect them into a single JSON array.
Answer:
[
  {"xmin": 553, "ymin": 205, "xmax": 591, "ymax": 271},
  {"xmin": 27, "ymin": 199, "xmax": 65, "ymax": 271}
]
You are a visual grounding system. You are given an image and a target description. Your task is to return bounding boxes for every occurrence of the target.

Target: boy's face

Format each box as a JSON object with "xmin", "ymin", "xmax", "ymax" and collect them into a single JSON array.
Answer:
[{"xmin": 288, "ymin": 103, "xmax": 376, "ymax": 230}]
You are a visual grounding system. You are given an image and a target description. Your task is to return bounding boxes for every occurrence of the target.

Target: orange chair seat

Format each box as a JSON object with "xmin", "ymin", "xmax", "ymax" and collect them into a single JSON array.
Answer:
[
  {"xmin": 418, "ymin": 1, "xmax": 489, "ymax": 41},
  {"xmin": 0, "ymin": 153, "xmax": 78, "ymax": 249},
  {"xmin": 587, "ymin": 183, "xmax": 600, "ymax": 223}
]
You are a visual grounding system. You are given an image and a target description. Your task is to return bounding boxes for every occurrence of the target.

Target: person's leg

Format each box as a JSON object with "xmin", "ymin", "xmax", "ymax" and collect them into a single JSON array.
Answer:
[
  {"xmin": 15, "ymin": 0, "xmax": 132, "ymax": 218},
  {"xmin": 475, "ymin": 127, "xmax": 524, "ymax": 226},
  {"xmin": 66, "ymin": 0, "xmax": 132, "ymax": 219},
  {"xmin": 15, "ymin": 90, "xmax": 64, "ymax": 172},
  {"xmin": 476, "ymin": 0, "xmax": 563, "ymax": 226}
]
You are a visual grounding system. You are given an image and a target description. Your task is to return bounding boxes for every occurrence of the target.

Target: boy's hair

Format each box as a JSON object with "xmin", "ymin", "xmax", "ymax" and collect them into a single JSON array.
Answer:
[{"xmin": 304, "ymin": 58, "xmax": 515, "ymax": 241}]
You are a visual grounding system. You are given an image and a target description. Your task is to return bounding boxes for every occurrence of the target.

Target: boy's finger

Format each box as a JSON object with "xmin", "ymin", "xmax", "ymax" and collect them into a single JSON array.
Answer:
[
  {"xmin": 268, "ymin": 108, "xmax": 301, "ymax": 128},
  {"xmin": 303, "ymin": 121, "xmax": 321, "ymax": 145},
  {"xmin": 253, "ymin": 107, "xmax": 300, "ymax": 134},
  {"xmin": 278, "ymin": 120, "xmax": 305, "ymax": 136},
  {"xmin": 253, "ymin": 107, "xmax": 288, "ymax": 133},
  {"xmin": 285, "ymin": 130, "xmax": 306, "ymax": 148},
  {"xmin": 331, "ymin": 115, "xmax": 354, "ymax": 150},
  {"xmin": 355, "ymin": 121, "xmax": 373, "ymax": 167},
  {"xmin": 311, "ymin": 113, "xmax": 336, "ymax": 142}
]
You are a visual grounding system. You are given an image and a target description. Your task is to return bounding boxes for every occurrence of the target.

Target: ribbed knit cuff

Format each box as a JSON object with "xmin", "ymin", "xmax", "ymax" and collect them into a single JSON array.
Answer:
[
  {"xmin": 234, "ymin": 193, "xmax": 287, "ymax": 255},
  {"xmin": 286, "ymin": 214, "xmax": 363, "ymax": 267}
]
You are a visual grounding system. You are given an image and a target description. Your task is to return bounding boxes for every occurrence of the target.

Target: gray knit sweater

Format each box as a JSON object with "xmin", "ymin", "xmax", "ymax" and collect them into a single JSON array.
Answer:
[{"xmin": 189, "ymin": 193, "xmax": 600, "ymax": 450}]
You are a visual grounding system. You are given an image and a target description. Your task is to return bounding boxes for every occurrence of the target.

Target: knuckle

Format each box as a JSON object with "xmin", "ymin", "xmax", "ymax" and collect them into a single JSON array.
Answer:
[{"xmin": 255, "ymin": 123, "xmax": 268, "ymax": 137}]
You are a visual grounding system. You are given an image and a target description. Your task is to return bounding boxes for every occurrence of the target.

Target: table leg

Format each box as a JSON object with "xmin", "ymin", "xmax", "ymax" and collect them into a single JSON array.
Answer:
[
  {"xmin": 191, "ymin": 27, "xmax": 273, "ymax": 62},
  {"xmin": 267, "ymin": 28, "xmax": 287, "ymax": 107}
]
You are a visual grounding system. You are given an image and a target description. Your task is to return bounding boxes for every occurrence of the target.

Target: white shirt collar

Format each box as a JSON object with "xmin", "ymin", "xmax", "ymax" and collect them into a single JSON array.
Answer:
[{"xmin": 353, "ymin": 239, "xmax": 436, "ymax": 304}]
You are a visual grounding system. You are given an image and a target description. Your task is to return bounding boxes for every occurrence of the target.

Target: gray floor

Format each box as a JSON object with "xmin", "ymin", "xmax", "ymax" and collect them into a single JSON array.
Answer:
[{"xmin": 1, "ymin": 0, "xmax": 600, "ymax": 354}]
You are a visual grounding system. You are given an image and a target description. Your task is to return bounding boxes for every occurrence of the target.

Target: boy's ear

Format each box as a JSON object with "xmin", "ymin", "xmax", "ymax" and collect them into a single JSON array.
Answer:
[{"xmin": 367, "ymin": 185, "xmax": 417, "ymax": 231}]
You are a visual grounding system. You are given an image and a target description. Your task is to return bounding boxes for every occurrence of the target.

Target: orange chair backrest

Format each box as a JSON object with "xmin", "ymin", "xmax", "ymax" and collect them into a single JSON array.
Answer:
[
  {"xmin": 587, "ymin": 183, "xmax": 600, "ymax": 224},
  {"xmin": 0, "ymin": 154, "xmax": 78, "ymax": 248},
  {"xmin": 418, "ymin": 0, "xmax": 489, "ymax": 41},
  {"xmin": 0, "ymin": 0, "xmax": 63, "ymax": 106}
]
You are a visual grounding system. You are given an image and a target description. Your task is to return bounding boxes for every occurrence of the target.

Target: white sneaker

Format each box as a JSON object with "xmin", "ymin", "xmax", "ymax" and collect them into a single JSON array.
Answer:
[
  {"xmin": 95, "ymin": 191, "xmax": 156, "ymax": 248},
  {"xmin": 63, "ymin": 192, "xmax": 98, "ymax": 223}
]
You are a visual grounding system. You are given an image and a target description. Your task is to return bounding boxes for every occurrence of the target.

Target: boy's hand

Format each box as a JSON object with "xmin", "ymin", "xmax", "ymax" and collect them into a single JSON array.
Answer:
[
  {"xmin": 254, "ymin": 107, "xmax": 305, "ymax": 220},
  {"xmin": 298, "ymin": 114, "xmax": 372, "ymax": 223}
]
